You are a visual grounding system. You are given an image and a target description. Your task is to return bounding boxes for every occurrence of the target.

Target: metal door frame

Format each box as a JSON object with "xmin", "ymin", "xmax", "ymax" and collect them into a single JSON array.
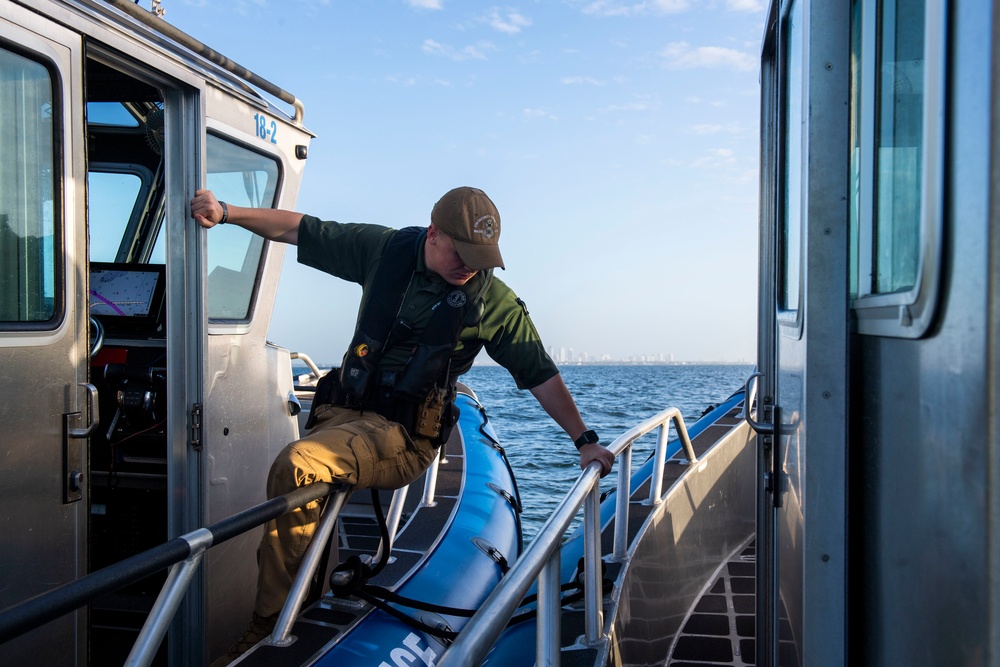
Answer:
[
  {"xmin": 756, "ymin": 1, "xmax": 850, "ymax": 665},
  {"xmin": 82, "ymin": 28, "xmax": 206, "ymax": 664}
]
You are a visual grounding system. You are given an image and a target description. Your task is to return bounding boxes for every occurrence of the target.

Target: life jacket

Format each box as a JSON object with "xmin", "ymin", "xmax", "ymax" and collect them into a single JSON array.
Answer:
[{"xmin": 306, "ymin": 226, "xmax": 491, "ymax": 443}]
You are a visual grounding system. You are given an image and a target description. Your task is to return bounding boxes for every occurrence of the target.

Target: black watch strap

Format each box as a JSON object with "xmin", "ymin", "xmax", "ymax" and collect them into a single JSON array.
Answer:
[{"xmin": 574, "ymin": 429, "xmax": 599, "ymax": 450}]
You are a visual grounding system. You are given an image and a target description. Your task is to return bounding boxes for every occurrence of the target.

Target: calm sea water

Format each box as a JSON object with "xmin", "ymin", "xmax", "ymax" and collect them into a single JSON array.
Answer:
[
  {"xmin": 292, "ymin": 363, "xmax": 753, "ymax": 541},
  {"xmin": 457, "ymin": 364, "xmax": 753, "ymax": 541}
]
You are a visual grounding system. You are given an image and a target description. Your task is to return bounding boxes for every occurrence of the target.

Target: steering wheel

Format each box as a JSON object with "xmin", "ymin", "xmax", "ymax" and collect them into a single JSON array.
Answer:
[{"xmin": 90, "ymin": 315, "xmax": 105, "ymax": 359}]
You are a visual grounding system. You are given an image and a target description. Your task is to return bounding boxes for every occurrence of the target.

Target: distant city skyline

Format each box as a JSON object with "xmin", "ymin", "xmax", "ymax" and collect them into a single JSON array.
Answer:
[{"xmin": 547, "ymin": 346, "xmax": 750, "ymax": 365}]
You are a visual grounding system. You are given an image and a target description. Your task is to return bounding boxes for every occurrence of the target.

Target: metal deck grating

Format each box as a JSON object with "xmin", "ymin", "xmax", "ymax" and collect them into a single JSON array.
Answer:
[{"xmin": 668, "ymin": 542, "xmax": 757, "ymax": 667}]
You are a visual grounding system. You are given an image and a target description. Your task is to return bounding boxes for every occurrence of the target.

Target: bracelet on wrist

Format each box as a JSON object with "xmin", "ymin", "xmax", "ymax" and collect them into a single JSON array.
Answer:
[{"xmin": 219, "ymin": 201, "xmax": 229, "ymax": 224}]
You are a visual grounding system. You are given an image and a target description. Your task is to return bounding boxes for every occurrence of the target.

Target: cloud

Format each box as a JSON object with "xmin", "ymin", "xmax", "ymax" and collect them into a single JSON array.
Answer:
[
  {"xmin": 660, "ymin": 42, "xmax": 757, "ymax": 71},
  {"xmin": 579, "ymin": 0, "xmax": 692, "ymax": 17},
  {"xmin": 576, "ymin": 0, "xmax": 763, "ymax": 17},
  {"xmin": 385, "ymin": 74, "xmax": 418, "ymax": 86},
  {"xmin": 690, "ymin": 122, "xmax": 744, "ymax": 135},
  {"xmin": 485, "ymin": 7, "xmax": 532, "ymax": 33},
  {"xmin": 405, "ymin": 0, "xmax": 443, "ymax": 9},
  {"xmin": 422, "ymin": 38, "xmax": 494, "ymax": 61},
  {"xmin": 522, "ymin": 108, "xmax": 558, "ymax": 121},
  {"xmin": 725, "ymin": 0, "xmax": 767, "ymax": 11},
  {"xmin": 598, "ymin": 97, "xmax": 653, "ymax": 113},
  {"xmin": 561, "ymin": 76, "xmax": 607, "ymax": 86},
  {"xmin": 692, "ymin": 147, "xmax": 738, "ymax": 168}
]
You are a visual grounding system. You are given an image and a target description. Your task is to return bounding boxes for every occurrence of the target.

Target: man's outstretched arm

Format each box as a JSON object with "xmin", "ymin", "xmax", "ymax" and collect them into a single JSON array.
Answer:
[
  {"xmin": 190, "ymin": 188, "xmax": 304, "ymax": 245},
  {"xmin": 529, "ymin": 374, "xmax": 615, "ymax": 477}
]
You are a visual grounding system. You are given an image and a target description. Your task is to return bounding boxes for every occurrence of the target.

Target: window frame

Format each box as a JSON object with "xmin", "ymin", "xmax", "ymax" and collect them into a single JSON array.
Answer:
[
  {"xmin": 850, "ymin": 0, "xmax": 947, "ymax": 337},
  {"xmin": 0, "ymin": 40, "xmax": 64, "ymax": 332}
]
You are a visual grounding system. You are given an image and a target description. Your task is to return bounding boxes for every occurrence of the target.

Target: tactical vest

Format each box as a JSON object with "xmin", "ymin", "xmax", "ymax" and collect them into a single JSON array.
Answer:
[{"xmin": 307, "ymin": 226, "xmax": 491, "ymax": 444}]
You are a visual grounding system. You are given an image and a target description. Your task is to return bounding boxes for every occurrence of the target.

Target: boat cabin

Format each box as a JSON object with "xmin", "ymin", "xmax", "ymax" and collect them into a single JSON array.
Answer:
[{"xmin": 0, "ymin": 0, "xmax": 313, "ymax": 663}]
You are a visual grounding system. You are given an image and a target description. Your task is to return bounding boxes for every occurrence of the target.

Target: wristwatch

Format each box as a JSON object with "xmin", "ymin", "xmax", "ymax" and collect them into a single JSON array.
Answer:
[{"xmin": 574, "ymin": 429, "xmax": 600, "ymax": 450}]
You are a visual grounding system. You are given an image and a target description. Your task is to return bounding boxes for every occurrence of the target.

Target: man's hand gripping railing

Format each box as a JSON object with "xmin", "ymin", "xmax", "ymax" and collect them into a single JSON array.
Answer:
[{"xmin": 438, "ymin": 406, "xmax": 697, "ymax": 667}]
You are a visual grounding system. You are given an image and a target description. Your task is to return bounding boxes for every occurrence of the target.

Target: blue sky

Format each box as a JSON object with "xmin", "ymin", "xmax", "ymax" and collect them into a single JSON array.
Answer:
[{"xmin": 165, "ymin": 0, "xmax": 765, "ymax": 364}]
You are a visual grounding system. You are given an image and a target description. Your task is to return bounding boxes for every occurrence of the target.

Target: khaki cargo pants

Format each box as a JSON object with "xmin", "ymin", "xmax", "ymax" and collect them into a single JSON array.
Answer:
[{"xmin": 255, "ymin": 404, "xmax": 438, "ymax": 617}]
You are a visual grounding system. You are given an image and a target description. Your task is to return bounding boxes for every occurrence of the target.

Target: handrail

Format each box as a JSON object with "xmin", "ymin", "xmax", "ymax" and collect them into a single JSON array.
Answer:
[
  {"xmin": 438, "ymin": 405, "xmax": 699, "ymax": 667},
  {"xmin": 0, "ymin": 482, "xmax": 342, "ymax": 647},
  {"xmin": 132, "ymin": 454, "xmax": 443, "ymax": 661},
  {"xmin": 737, "ymin": 367, "xmax": 759, "ymax": 421},
  {"xmin": 270, "ymin": 490, "xmax": 350, "ymax": 647},
  {"xmin": 103, "ymin": 0, "xmax": 306, "ymax": 123},
  {"xmin": 290, "ymin": 351, "xmax": 323, "ymax": 381},
  {"xmin": 420, "ymin": 444, "xmax": 446, "ymax": 507}
]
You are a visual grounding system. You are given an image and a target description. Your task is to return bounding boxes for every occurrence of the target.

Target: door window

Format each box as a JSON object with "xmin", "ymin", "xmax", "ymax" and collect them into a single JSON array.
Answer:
[
  {"xmin": 873, "ymin": 0, "xmax": 924, "ymax": 294},
  {"xmin": 849, "ymin": 0, "xmax": 944, "ymax": 336},
  {"xmin": 0, "ymin": 47, "xmax": 58, "ymax": 325},
  {"xmin": 778, "ymin": 0, "xmax": 804, "ymax": 323},
  {"xmin": 144, "ymin": 133, "xmax": 280, "ymax": 322},
  {"xmin": 204, "ymin": 134, "xmax": 280, "ymax": 321}
]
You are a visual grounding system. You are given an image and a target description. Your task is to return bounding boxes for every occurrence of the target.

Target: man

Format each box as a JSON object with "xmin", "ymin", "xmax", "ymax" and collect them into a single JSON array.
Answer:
[{"xmin": 191, "ymin": 186, "xmax": 614, "ymax": 665}]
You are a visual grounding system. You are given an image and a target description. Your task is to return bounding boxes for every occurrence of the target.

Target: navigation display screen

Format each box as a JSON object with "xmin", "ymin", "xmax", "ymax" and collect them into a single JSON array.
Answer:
[
  {"xmin": 90, "ymin": 268, "xmax": 160, "ymax": 317},
  {"xmin": 89, "ymin": 263, "xmax": 165, "ymax": 334}
]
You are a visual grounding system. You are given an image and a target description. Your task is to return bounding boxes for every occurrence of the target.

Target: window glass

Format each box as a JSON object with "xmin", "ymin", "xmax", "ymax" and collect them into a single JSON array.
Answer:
[
  {"xmin": 204, "ymin": 134, "xmax": 279, "ymax": 320},
  {"xmin": 849, "ymin": 0, "xmax": 863, "ymax": 299},
  {"xmin": 874, "ymin": 0, "xmax": 924, "ymax": 294},
  {"xmin": 779, "ymin": 0, "xmax": 803, "ymax": 312},
  {"xmin": 88, "ymin": 101, "xmax": 140, "ymax": 127},
  {"xmin": 87, "ymin": 169, "xmax": 150, "ymax": 262},
  {"xmin": 0, "ymin": 48, "xmax": 57, "ymax": 324}
]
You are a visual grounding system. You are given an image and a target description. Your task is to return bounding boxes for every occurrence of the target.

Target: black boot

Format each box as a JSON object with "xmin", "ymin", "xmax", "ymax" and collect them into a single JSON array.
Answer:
[{"xmin": 209, "ymin": 612, "xmax": 278, "ymax": 667}]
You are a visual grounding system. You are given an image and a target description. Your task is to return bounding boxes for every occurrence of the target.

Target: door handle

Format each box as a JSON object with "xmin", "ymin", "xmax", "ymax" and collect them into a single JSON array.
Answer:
[
  {"xmin": 63, "ymin": 383, "xmax": 98, "ymax": 503},
  {"xmin": 68, "ymin": 382, "xmax": 100, "ymax": 438},
  {"xmin": 744, "ymin": 372, "xmax": 775, "ymax": 436}
]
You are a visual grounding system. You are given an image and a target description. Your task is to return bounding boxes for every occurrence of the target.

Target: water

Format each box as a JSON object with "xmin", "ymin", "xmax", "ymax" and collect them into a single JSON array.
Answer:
[
  {"xmin": 293, "ymin": 362, "xmax": 753, "ymax": 541},
  {"xmin": 457, "ymin": 364, "xmax": 753, "ymax": 541}
]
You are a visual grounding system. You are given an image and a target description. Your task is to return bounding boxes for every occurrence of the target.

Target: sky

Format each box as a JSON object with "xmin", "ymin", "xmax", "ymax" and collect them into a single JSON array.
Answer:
[{"xmin": 162, "ymin": 0, "xmax": 765, "ymax": 364}]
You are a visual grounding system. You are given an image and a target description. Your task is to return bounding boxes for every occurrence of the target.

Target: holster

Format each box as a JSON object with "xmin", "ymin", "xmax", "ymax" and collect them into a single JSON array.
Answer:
[
  {"xmin": 412, "ymin": 384, "xmax": 459, "ymax": 447},
  {"xmin": 304, "ymin": 369, "xmax": 346, "ymax": 430}
]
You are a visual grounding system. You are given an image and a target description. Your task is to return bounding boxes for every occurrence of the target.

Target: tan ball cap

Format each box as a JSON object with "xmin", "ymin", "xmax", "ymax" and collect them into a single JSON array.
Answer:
[{"xmin": 431, "ymin": 186, "xmax": 505, "ymax": 271}]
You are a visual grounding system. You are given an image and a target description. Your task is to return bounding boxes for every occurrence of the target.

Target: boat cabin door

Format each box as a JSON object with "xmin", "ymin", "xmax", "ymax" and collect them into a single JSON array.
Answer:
[
  {"xmin": 0, "ymin": 11, "xmax": 92, "ymax": 665},
  {"xmin": 754, "ymin": 2, "xmax": 849, "ymax": 666},
  {"xmin": 0, "ymin": 3, "xmax": 205, "ymax": 664}
]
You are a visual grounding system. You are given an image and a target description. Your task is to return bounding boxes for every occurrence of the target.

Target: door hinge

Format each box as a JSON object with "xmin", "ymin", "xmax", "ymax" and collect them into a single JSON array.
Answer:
[{"xmin": 190, "ymin": 402, "xmax": 203, "ymax": 451}]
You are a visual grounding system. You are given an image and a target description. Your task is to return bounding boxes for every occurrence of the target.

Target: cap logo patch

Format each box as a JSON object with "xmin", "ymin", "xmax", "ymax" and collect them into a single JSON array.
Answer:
[
  {"xmin": 474, "ymin": 214, "xmax": 497, "ymax": 240},
  {"xmin": 447, "ymin": 290, "xmax": 467, "ymax": 308}
]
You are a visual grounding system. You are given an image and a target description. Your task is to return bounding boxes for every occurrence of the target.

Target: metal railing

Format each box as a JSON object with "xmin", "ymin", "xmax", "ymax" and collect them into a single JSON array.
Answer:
[
  {"xmin": 0, "ymin": 482, "xmax": 344, "ymax": 664},
  {"xmin": 0, "ymin": 440, "xmax": 449, "ymax": 665},
  {"xmin": 105, "ymin": 0, "xmax": 307, "ymax": 123},
  {"xmin": 438, "ymin": 406, "xmax": 698, "ymax": 667},
  {"xmin": 290, "ymin": 351, "xmax": 323, "ymax": 381}
]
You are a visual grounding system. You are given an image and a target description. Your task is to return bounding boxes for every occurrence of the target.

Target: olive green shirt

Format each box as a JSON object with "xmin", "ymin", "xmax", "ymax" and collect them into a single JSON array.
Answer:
[{"xmin": 297, "ymin": 215, "xmax": 558, "ymax": 390}]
